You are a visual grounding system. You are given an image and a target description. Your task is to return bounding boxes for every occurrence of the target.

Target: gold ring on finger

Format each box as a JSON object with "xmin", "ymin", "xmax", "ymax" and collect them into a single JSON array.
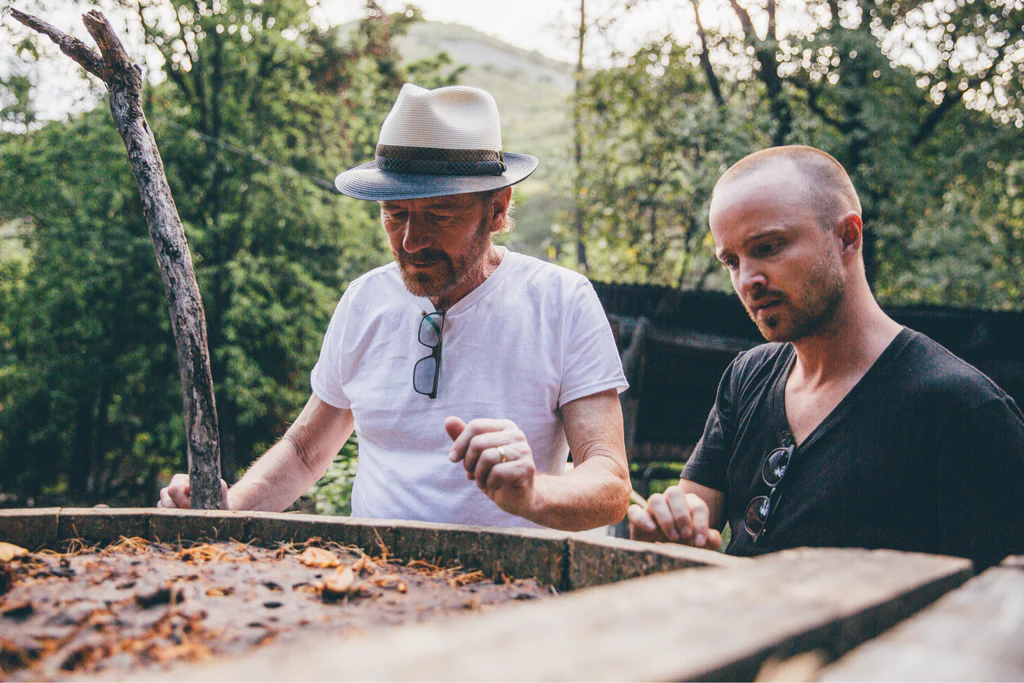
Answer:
[{"xmin": 497, "ymin": 446, "xmax": 507, "ymax": 463}]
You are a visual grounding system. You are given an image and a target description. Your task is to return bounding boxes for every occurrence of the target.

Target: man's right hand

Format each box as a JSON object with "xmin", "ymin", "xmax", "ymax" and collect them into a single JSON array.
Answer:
[
  {"xmin": 627, "ymin": 484, "xmax": 722, "ymax": 550},
  {"xmin": 157, "ymin": 474, "xmax": 230, "ymax": 510}
]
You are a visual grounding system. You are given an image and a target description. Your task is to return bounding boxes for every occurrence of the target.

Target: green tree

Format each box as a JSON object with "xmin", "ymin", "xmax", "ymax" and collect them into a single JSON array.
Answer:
[
  {"xmin": 136, "ymin": 0, "xmax": 459, "ymax": 476},
  {"xmin": 570, "ymin": 0, "xmax": 1024, "ymax": 310},
  {"xmin": 0, "ymin": 1, "xmax": 454, "ymax": 504},
  {"xmin": 567, "ymin": 37, "xmax": 767, "ymax": 288},
  {"xmin": 0, "ymin": 112, "xmax": 183, "ymax": 502}
]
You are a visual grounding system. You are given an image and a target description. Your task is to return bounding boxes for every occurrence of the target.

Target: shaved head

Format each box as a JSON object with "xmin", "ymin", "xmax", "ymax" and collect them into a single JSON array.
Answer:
[{"xmin": 713, "ymin": 146, "xmax": 861, "ymax": 230}]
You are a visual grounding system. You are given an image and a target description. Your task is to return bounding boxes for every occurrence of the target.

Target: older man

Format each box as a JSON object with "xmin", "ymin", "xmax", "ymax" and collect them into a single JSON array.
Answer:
[
  {"xmin": 159, "ymin": 84, "xmax": 631, "ymax": 530},
  {"xmin": 629, "ymin": 145, "xmax": 1024, "ymax": 569}
]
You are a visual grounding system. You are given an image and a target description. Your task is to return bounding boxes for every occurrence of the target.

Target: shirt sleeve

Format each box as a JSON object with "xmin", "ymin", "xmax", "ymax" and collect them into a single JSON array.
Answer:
[
  {"xmin": 310, "ymin": 293, "xmax": 353, "ymax": 410},
  {"xmin": 682, "ymin": 354, "xmax": 743, "ymax": 493},
  {"xmin": 937, "ymin": 395, "xmax": 1024, "ymax": 570},
  {"xmin": 557, "ymin": 280, "xmax": 629, "ymax": 407}
]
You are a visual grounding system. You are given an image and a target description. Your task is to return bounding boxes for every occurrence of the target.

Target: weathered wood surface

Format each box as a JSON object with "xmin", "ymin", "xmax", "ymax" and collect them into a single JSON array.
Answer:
[
  {"xmin": 150, "ymin": 547, "xmax": 970, "ymax": 682},
  {"xmin": 566, "ymin": 531, "xmax": 744, "ymax": 589},
  {"xmin": 821, "ymin": 559, "xmax": 1024, "ymax": 681},
  {"xmin": 10, "ymin": 8, "xmax": 222, "ymax": 509},
  {"xmin": 0, "ymin": 509, "xmax": 737, "ymax": 593}
]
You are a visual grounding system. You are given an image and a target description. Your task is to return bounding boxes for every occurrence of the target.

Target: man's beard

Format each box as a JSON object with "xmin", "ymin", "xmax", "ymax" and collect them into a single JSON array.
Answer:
[
  {"xmin": 744, "ymin": 251, "xmax": 846, "ymax": 343},
  {"xmin": 395, "ymin": 220, "xmax": 492, "ymax": 299}
]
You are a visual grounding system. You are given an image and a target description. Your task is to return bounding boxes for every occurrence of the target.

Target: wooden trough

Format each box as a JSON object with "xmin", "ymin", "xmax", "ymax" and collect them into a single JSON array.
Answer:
[{"xmin": 1, "ymin": 508, "xmax": 1020, "ymax": 681}]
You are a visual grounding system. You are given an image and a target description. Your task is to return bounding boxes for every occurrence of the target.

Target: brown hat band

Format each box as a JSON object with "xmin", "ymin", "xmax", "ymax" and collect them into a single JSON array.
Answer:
[{"xmin": 375, "ymin": 145, "xmax": 507, "ymax": 176}]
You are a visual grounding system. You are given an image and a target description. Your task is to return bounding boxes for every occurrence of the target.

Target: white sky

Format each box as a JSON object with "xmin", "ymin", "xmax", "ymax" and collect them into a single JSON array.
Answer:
[
  {"xmin": 1, "ymin": 0, "xmax": 719, "ymax": 120},
  {"xmin": 316, "ymin": 0, "xmax": 706, "ymax": 64}
]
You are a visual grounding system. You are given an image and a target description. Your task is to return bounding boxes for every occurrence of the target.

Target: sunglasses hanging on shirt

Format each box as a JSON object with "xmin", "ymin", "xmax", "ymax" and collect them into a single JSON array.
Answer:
[
  {"xmin": 743, "ymin": 443, "xmax": 794, "ymax": 542},
  {"xmin": 414, "ymin": 310, "xmax": 445, "ymax": 399}
]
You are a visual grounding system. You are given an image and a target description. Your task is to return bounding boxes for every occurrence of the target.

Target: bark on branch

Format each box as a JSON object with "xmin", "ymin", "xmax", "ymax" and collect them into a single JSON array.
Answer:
[
  {"xmin": 689, "ymin": 0, "xmax": 724, "ymax": 107},
  {"xmin": 727, "ymin": 0, "xmax": 792, "ymax": 144},
  {"xmin": 11, "ymin": 7, "xmax": 223, "ymax": 510}
]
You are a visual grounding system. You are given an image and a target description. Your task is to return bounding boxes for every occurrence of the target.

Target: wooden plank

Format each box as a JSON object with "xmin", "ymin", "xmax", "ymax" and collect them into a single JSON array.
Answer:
[
  {"xmin": 567, "ymin": 533, "xmax": 744, "ymax": 590},
  {"xmin": 153, "ymin": 548, "xmax": 970, "ymax": 682},
  {"xmin": 0, "ymin": 508, "xmax": 60, "ymax": 549},
  {"xmin": 821, "ymin": 563, "xmax": 1024, "ymax": 681},
  {"xmin": 246, "ymin": 514, "xmax": 572, "ymax": 588},
  {"xmin": 0, "ymin": 511, "xmax": 731, "ymax": 596},
  {"xmin": 148, "ymin": 508, "xmax": 249, "ymax": 543},
  {"xmin": 58, "ymin": 507, "xmax": 152, "ymax": 544}
]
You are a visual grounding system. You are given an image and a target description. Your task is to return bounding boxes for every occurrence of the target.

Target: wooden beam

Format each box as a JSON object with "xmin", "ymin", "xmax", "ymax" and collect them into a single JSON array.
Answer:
[
  {"xmin": 821, "ymin": 559, "xmax": 1024, "ymax": 681},
  {"xmin": 155, "ymin": 547, "xmax": 970, "ymax": 681}
]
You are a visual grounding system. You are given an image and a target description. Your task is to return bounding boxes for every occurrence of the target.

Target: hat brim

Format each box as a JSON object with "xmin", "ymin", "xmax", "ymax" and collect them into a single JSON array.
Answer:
[{"xmin": 335, "ymin": 153, "xmax": 539, "ymax": 201}]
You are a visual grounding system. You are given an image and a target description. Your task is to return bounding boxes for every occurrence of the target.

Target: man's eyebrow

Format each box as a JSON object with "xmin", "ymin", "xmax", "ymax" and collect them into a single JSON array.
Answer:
[
  {"xmin": 715, "ymin": 225, "xmax": 791, "ymax": 260},
  {"xmin": 381, "ymin": 200, "xmax": 461, "ymax": 211},
  {"xmin": 421, "ymin": 201, "xmax": 461, "ymax": 211},
  {"xmin": 742, "ymin": 225, "xmax": 790, "ymax": 247}
]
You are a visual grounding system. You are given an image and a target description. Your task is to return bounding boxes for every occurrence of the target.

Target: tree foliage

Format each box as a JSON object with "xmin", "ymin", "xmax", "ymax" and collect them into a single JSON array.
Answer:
[
  {"xmin": 566, "ymin": 0, "xmax": 1024, "ymax": 309},
  {"xmin": 0, "ymin": 0, "xmax": 452, "ymax": 504}
]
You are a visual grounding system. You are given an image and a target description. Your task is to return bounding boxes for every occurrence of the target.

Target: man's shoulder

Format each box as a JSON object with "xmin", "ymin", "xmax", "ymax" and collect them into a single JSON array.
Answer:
[
  {"xmin": 497, "ymin": 251, "xmax": 598, "ymax": 312},
  {"xmin": 341, "ymin": 262, "xmax": 408, "ymax": 304},
  {"xmin": 896, "ymin": 328, "xmax": 1012, "ymax": 408},
  {"xmin": 714, "ymin": 342, "xmax": 791, "ymax": 404},
  {"xmin": 347, "ymin": 261, "xmax": 401, "ymax": 292},
  {"xmin": 504, "ymin": 250, "xmax": 590, "ymax": 289},
  {"xmin": 731, "ymin": 342, "xmax": 791, "ymax": 377}
]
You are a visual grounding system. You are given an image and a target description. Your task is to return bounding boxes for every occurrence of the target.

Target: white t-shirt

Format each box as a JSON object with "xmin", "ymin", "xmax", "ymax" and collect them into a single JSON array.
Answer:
[{"xmin": 310, "ymin": 248, "xmax": 627, "ymax": 527}]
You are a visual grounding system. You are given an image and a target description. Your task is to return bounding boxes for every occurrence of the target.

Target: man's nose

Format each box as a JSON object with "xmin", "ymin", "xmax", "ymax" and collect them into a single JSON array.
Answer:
[
  {"xmin": 402, "ymin": 219, "xmax": 432, "ymax": 253},
  {"xmin": 737, "ymin": 261, "xmax": 768, "ymax": 297}
]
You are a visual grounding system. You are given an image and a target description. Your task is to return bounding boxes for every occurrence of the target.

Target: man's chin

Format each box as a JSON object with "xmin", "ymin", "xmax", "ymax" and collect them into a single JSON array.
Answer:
[
  {"xmin": 400, "ymin": 270, "xmax": 453, "ymax": 299},
  {"xmin": 757, "ymin": 322, "xmax": 787, "ymax": 343}
]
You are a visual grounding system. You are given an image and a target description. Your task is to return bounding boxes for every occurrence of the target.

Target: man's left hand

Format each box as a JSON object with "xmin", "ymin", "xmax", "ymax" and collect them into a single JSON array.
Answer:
[{"xmin": 446, "ymin": 416, "xmax": 538, "ymax": 518}]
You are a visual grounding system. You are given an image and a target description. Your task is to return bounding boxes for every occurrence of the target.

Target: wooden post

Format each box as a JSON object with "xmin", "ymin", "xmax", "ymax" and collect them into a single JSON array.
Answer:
[{"xmin": 10, "ymin": 8, "xmax": 223, "ymax": 509}]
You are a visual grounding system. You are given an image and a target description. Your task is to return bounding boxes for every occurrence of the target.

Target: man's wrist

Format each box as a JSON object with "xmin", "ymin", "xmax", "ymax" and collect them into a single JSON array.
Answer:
[{"xmin": 514, "ymin": 475, "xmax": 554, "ymax": 526}]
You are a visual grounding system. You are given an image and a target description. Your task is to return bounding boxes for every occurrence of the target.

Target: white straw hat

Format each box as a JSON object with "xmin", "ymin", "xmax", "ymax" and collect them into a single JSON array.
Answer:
[{"xmin": 335, "ymin": 84, "xmax": 539, "ymax": 201}]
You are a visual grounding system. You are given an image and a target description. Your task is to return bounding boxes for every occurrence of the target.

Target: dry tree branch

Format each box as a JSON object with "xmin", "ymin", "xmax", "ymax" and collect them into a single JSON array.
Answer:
[
  {"xmin": 10, "ymin": 7, "xmax": 223, "ymax": 510},
  {"xmin": 8, "ymin": 8, "xmax": 106, "ymax": 79}
]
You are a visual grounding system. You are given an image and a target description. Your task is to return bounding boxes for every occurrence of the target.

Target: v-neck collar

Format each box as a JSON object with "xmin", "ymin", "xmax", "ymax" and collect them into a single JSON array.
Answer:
[
  {"xmin": 768, "ymin": 327, "xmax": 914, "ymax": 454},
  {"xmin": 416, "ymin": 247, "xmax": 512, "ymax": 317}
]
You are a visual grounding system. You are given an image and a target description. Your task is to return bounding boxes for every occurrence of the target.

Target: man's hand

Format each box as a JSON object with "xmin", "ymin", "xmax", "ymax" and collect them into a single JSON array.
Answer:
[
  {"xmin": 446, "ymin": 416, "xmax": 538, "ymax": 518},
  {"xmin": 157, "ymin": 474, "xmax": 230, "ymax": 510},
  {"xmin": 627, "ymin": 484, "xmax": 722, "ymax": 550}
]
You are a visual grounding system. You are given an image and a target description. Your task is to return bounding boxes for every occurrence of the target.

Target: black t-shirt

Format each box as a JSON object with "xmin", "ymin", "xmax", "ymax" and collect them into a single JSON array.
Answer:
[{"xmin": 683, "ymin": 328, "xmax": 1024, "ymax": 570}]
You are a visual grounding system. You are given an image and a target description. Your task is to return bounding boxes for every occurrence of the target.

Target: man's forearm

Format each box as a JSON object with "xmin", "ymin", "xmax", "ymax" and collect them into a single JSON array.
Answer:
[
  {"xmin": 225, "ymin": 396, "xmax": 355, "ymax": 512},
  {"xmin": 526, "ymin": 457, "xmax": 631, "ymax": 531},
  {"xmin": 530, "ymin": 388, "xmax": 630, "ymax": 531},
  {"xmin": 226, "ymin": 435, "xmax": 324, "ymax": 512}
]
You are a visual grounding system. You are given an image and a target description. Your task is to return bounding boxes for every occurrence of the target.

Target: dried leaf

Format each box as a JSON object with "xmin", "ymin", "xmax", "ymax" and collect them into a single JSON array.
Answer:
[
  {"xmin": 0, "ymin": 542, "xmax": 28, "ymax": 563},
  {"xmin": 373, "ymin": 575, "xmax": 408, "ymax": 593},
  {"xmin": 448, "ymin": 571, "xmax": 486, "ymax": 588},
  {"xmin": 178, "ymin": 544, "xmax": 226, "ymax": 563},
  {"xmin": 319, "ymin": 566, "xmax": 360, "ymax": 602},
  {"xmin": 0, "ymin": 600, "xmax": 34, "ymax": 619},
  {"xmin": 325, "ymin": 566, "xmax": 354, "ymax": 592},
  {"xmin": 351, "ymin": 555, "xmax": 377, "ymax": 576},
  {"xmin": 297, "ymin": 547, "xmax": 341, "ymax": 569}
]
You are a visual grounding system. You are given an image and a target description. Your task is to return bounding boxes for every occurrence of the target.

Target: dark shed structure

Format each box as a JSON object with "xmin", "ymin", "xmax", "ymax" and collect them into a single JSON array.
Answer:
[{"xmin": 592, "ymin": 282, "xmax": 1024, "ymax": 485}]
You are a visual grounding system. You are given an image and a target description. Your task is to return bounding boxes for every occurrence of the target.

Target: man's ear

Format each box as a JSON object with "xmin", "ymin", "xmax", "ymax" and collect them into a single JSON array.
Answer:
[
  {"xmin": 490, "ymin": 187, "xmax": 513, "ymax": 232},
  {"xmin": 837, "ymin": 211, "xmax": 862, "ymax": 260}
]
